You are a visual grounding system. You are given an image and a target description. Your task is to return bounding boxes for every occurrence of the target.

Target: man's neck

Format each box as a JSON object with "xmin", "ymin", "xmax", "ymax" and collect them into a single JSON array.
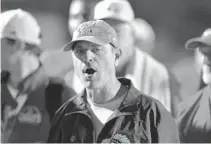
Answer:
[
  {"xmin": 116, "ymin": 63, "xmax": 128, "ymax": 77},
  {"xmin": 86, "ymin": 78, "xmax": 121, "ymax": 104}
]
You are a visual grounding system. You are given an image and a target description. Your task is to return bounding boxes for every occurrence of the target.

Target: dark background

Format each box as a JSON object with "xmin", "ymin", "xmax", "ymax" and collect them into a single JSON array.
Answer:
[{"xmin": 2, "ymin": 0, "xmax": 211, "ymax": 99}]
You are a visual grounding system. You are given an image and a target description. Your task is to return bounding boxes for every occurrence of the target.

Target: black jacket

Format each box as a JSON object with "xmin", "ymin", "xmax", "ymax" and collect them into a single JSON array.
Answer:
[
  {"xmin": 48, "ymin": 78, "xmax": 179, "ymax": 143},
  {"xmin": 177, "ymin": 85, "xmax": 211, "ymax": 143}
]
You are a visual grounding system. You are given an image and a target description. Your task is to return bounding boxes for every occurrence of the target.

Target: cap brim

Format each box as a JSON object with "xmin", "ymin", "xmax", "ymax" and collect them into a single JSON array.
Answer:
[
  {"xmin": 185, "ymin": 37, "xmax": 211, "ymax": 50},
  {"xmin": 63, "ymin": 36, "xmax": 108, "ymax": 51},
  {"xmin": 102, "ymin": 17, "xmax": 127, "ymax": 23}
]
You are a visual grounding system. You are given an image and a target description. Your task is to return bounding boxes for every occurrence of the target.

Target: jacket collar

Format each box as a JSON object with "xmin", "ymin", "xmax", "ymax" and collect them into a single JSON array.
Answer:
[
  {"xmin": 118, "ymin": 78, "xmax": 142, "ymax": 108},
  {"xmin": 66, "ymin": 78, "xmax": 142, "ymax": 116}
]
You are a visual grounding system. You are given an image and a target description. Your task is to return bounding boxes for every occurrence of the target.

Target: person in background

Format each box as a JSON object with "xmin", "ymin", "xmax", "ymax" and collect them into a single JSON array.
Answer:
[
  {"xmin": 47, "ymin": 20, "xmax": 179, "ymax": 143},
  {"xmin": 68, "ymin": 0, "xmax": 98, "ymax": 37},
  {"xmin": 131, "ymin": 18, "xmax": 155, "ymax": 54},
  {"xmin": 93, "ymin": 0, "xmax": 172, "ymax": 112},
  {"xmin": 1, "ymin": 9, "xmax": 74, "ymax": 142},
  {"xmin": 194, "ymin": 48, "xmax": 207, "ymax": 90},
  {"xmin": 177, "ymin": 28, "xmax": 211, "ymax": 143},
  {"xmin": 131, "ymin": 17, "xmax": 181, "ymax": 116}
]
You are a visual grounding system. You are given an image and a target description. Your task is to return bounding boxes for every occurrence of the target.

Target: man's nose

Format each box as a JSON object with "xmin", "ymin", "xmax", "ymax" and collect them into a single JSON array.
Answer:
[{"xmin": 84, "ymin": 50, "xmax": 94, "ymax": 63}]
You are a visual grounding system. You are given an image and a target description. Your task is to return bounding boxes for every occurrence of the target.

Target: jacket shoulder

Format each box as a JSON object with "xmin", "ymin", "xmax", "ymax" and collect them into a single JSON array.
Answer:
[
  {"xmin": 128, "ymin": 86, "xmax": 170, "ymax": 115},
  {"xmin": 47, "ymin": 94, "xmax": 78, "ymax": 142},
  {"xmin": 132, "ymin": 89, "xmax": 179, "ymax": 142},
  {"xmin": 51, "ymin": 94, "xmax": 78, "ymax": 123},
  {"xmin": 139, "ymin": 93, "xmax": 169, "ymax": 115}
]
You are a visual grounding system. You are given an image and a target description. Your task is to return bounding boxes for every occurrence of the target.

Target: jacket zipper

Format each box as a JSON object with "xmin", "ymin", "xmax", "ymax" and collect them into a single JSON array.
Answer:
[
  {"xmin": 96, "ymin": 112, "xmax": 132, "ymax": 143},
  {"xmin": 65, "ymin": 103, "xmax": 137, "ymax": 143},
  {"xmin": 95, "ymin": 102, "xmax": 140, "ymax": 142}
]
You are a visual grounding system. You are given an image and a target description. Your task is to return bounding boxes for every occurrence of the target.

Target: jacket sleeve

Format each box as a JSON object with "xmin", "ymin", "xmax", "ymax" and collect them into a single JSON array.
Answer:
[
  {"xmin": 47, "ymin": 104, "xmax": 64, "ymax": 143},
  {"xmin": 47, "ymin": 95, "xmax": 77, "ymax": 143},
  {"xmin": 175, "ymin": 90, "xmax": 204, "ymax": 143},
  {"xmin": 45, "ymin": 77, "xmax": 76, "ymax": 121},
  {"xmin": 151, "ymin": 100, "xmax": 180, "ymax": 143},
  {"xmin": 47, "ymin": 98, "xmax": 72, "ymax": 143}
]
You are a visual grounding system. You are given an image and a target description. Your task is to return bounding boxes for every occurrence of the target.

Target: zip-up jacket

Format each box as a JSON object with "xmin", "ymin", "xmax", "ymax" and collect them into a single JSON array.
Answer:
[
  {"xmin": 1, "ymin": 66, "xmax": 75, "ymax": 142},
  {"xmin": 176, "ymin": 85, "xmax": 211, "ymax": 143},
  {"xmin": 65, "ymin": 48, "xmax": 172, "ymax": 112},
  {"xmin": 48, "ymin": 78, "xmax": 179, "ymax": 143}
]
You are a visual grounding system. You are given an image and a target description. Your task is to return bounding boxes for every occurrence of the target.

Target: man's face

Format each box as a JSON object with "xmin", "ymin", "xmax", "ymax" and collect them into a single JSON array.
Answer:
[
  {"xmin": 1, "ymin": 38, "xmax": 39, "ymax": 83},
  {"xmin": 104, "ymin": 19, "xmax": 134, "ymax": 71},
  {"xmin": 68, "ymin": 0, "xmax": 91, "ymax": 35},
  {"xmin": 199, "ymin": 45, "xmax": 211, "ymax": 85},
  {"xmin": 72, "ymin": 41, "xmax": 116, "ymax": 89}
]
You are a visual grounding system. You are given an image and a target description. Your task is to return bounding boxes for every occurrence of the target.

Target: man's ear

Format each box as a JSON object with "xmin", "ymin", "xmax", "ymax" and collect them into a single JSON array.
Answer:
[
  {"xmin": 115, "ymin": 58, "xmax": 119, "ymax": 67},
  {"xmin": 114, "ymin": 48, "xmax": 121, "ymax": 67},
  {"xmin": 115, "ymin": 48, "xmax": 122, "ymax": 59}
]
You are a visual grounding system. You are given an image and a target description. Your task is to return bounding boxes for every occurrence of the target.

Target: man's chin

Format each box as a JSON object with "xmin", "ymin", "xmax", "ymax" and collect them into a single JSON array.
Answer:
[{"xmin": 83, "ymin": 81, "xmax": 98, "ymax": 90}]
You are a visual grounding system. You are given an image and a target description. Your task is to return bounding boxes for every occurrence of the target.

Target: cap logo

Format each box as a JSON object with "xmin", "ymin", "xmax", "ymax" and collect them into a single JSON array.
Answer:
[
  {"xmin": 79, "ymin": 29, "xmax": 93, "ymax": 37},
  {"xmin": 76, "ymin": 27, "xmax": 107, "ymax": 38},
  {"xmin": 107, "ymin": 3, "xmax": 122, "ymax": 13}
]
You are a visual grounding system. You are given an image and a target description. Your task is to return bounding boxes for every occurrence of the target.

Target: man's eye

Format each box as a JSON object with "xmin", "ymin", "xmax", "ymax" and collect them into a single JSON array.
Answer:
[
  {"xmin": 6, "ymin": 38, "xmax": 16, "ymax": 45},
  {"xmin": 75, "ymin": 49, "xmax": 84, "ymax": 55},
  {"xmin": 93, "ymin": 47, "xmax": 102, "ymax": 53}
]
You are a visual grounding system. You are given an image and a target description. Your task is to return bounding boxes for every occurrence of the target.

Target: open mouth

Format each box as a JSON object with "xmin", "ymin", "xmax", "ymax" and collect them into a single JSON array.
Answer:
[{"xmin": 83, "ymin": 67, "xmax": 96, "ymax": 75}]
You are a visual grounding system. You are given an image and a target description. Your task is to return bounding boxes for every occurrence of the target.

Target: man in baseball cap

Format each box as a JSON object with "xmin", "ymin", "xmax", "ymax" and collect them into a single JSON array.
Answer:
[
  {"xmin": 185, "ymin": 28, "xmax": 211, "ymax": 50},
  {"xmin": 63, "ymin": 20, "xmax": 119, "ymax": 51},
  {"xmin": 177, "ymin": 28, "xmax": 211, "ymax": 142},
  {"xmin": 94, "ymin": 0, "xmax": 173, "ymax": 113},
  {"xmin": 186, "ymin": 28, "xmax": 211, "ymax": 87},
  {"xmin": 48, "ymin": 19, "xmax": 179, "ymax": 143},
  {"xmin": 1, "ymin": 9, "xmax": 73, "ymax": 142},
  {"xmin": 63, "ymin": 0, "xmax": 99, "ymax": 94}
]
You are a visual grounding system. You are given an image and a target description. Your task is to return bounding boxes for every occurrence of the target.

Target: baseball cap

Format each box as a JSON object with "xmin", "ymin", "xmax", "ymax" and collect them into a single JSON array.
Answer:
[
  {"xmin": 63, "ymin": 20, "xmax": 119, "ymax": 51},
  {"xmin": 0, "ymin": 9, "xmax": 41, "ymax": 45},
  {"xmin": 94, "ymin": 0, "xmax": 134, "ymax": 23},
  {"xmin": 185, "ymin": 28, "xmax": 211, "ymax": 50}
]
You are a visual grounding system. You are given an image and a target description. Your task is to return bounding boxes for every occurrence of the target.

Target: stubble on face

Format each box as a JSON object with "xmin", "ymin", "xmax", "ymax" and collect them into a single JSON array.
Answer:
[{"xmin": 72, "ymin": 42, "xmax": 117, "ymax": 90}]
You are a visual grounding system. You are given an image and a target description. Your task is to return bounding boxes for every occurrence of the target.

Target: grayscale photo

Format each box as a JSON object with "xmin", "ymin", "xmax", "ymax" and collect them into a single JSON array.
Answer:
[{"xmin": 1, "ymin": 0, "xmax": 211, "ymax": 143}]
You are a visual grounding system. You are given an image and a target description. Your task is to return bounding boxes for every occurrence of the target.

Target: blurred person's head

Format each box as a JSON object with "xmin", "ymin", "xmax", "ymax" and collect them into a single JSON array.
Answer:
[
  {"xmin": 194, "ymin": 48, "xmax": 207, "ymax": 90},
  {"xmin": 63, "ymin": 20, "xmax": 121, "ymax": 90},
  {"xmin": 194, "ymin": 48, "xmax": 204, "ymax": 75},
  {"xmin": 131, "ymin": 18, "xmax": 156, "ymax": 53},
  {"xmin": 185, "ymin": 28, "xmax": 211, "ymax": 85},
  {"xmin": 94, "ymin": 0, "xmax": 135, "ymax": 74},
  {"xmin": 68, "ymin": 0, "xmax": 98, "ymax": 36},
  {"xmin": 1, "ymin": 9, "xmax": 42, "ymax": 87}
]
